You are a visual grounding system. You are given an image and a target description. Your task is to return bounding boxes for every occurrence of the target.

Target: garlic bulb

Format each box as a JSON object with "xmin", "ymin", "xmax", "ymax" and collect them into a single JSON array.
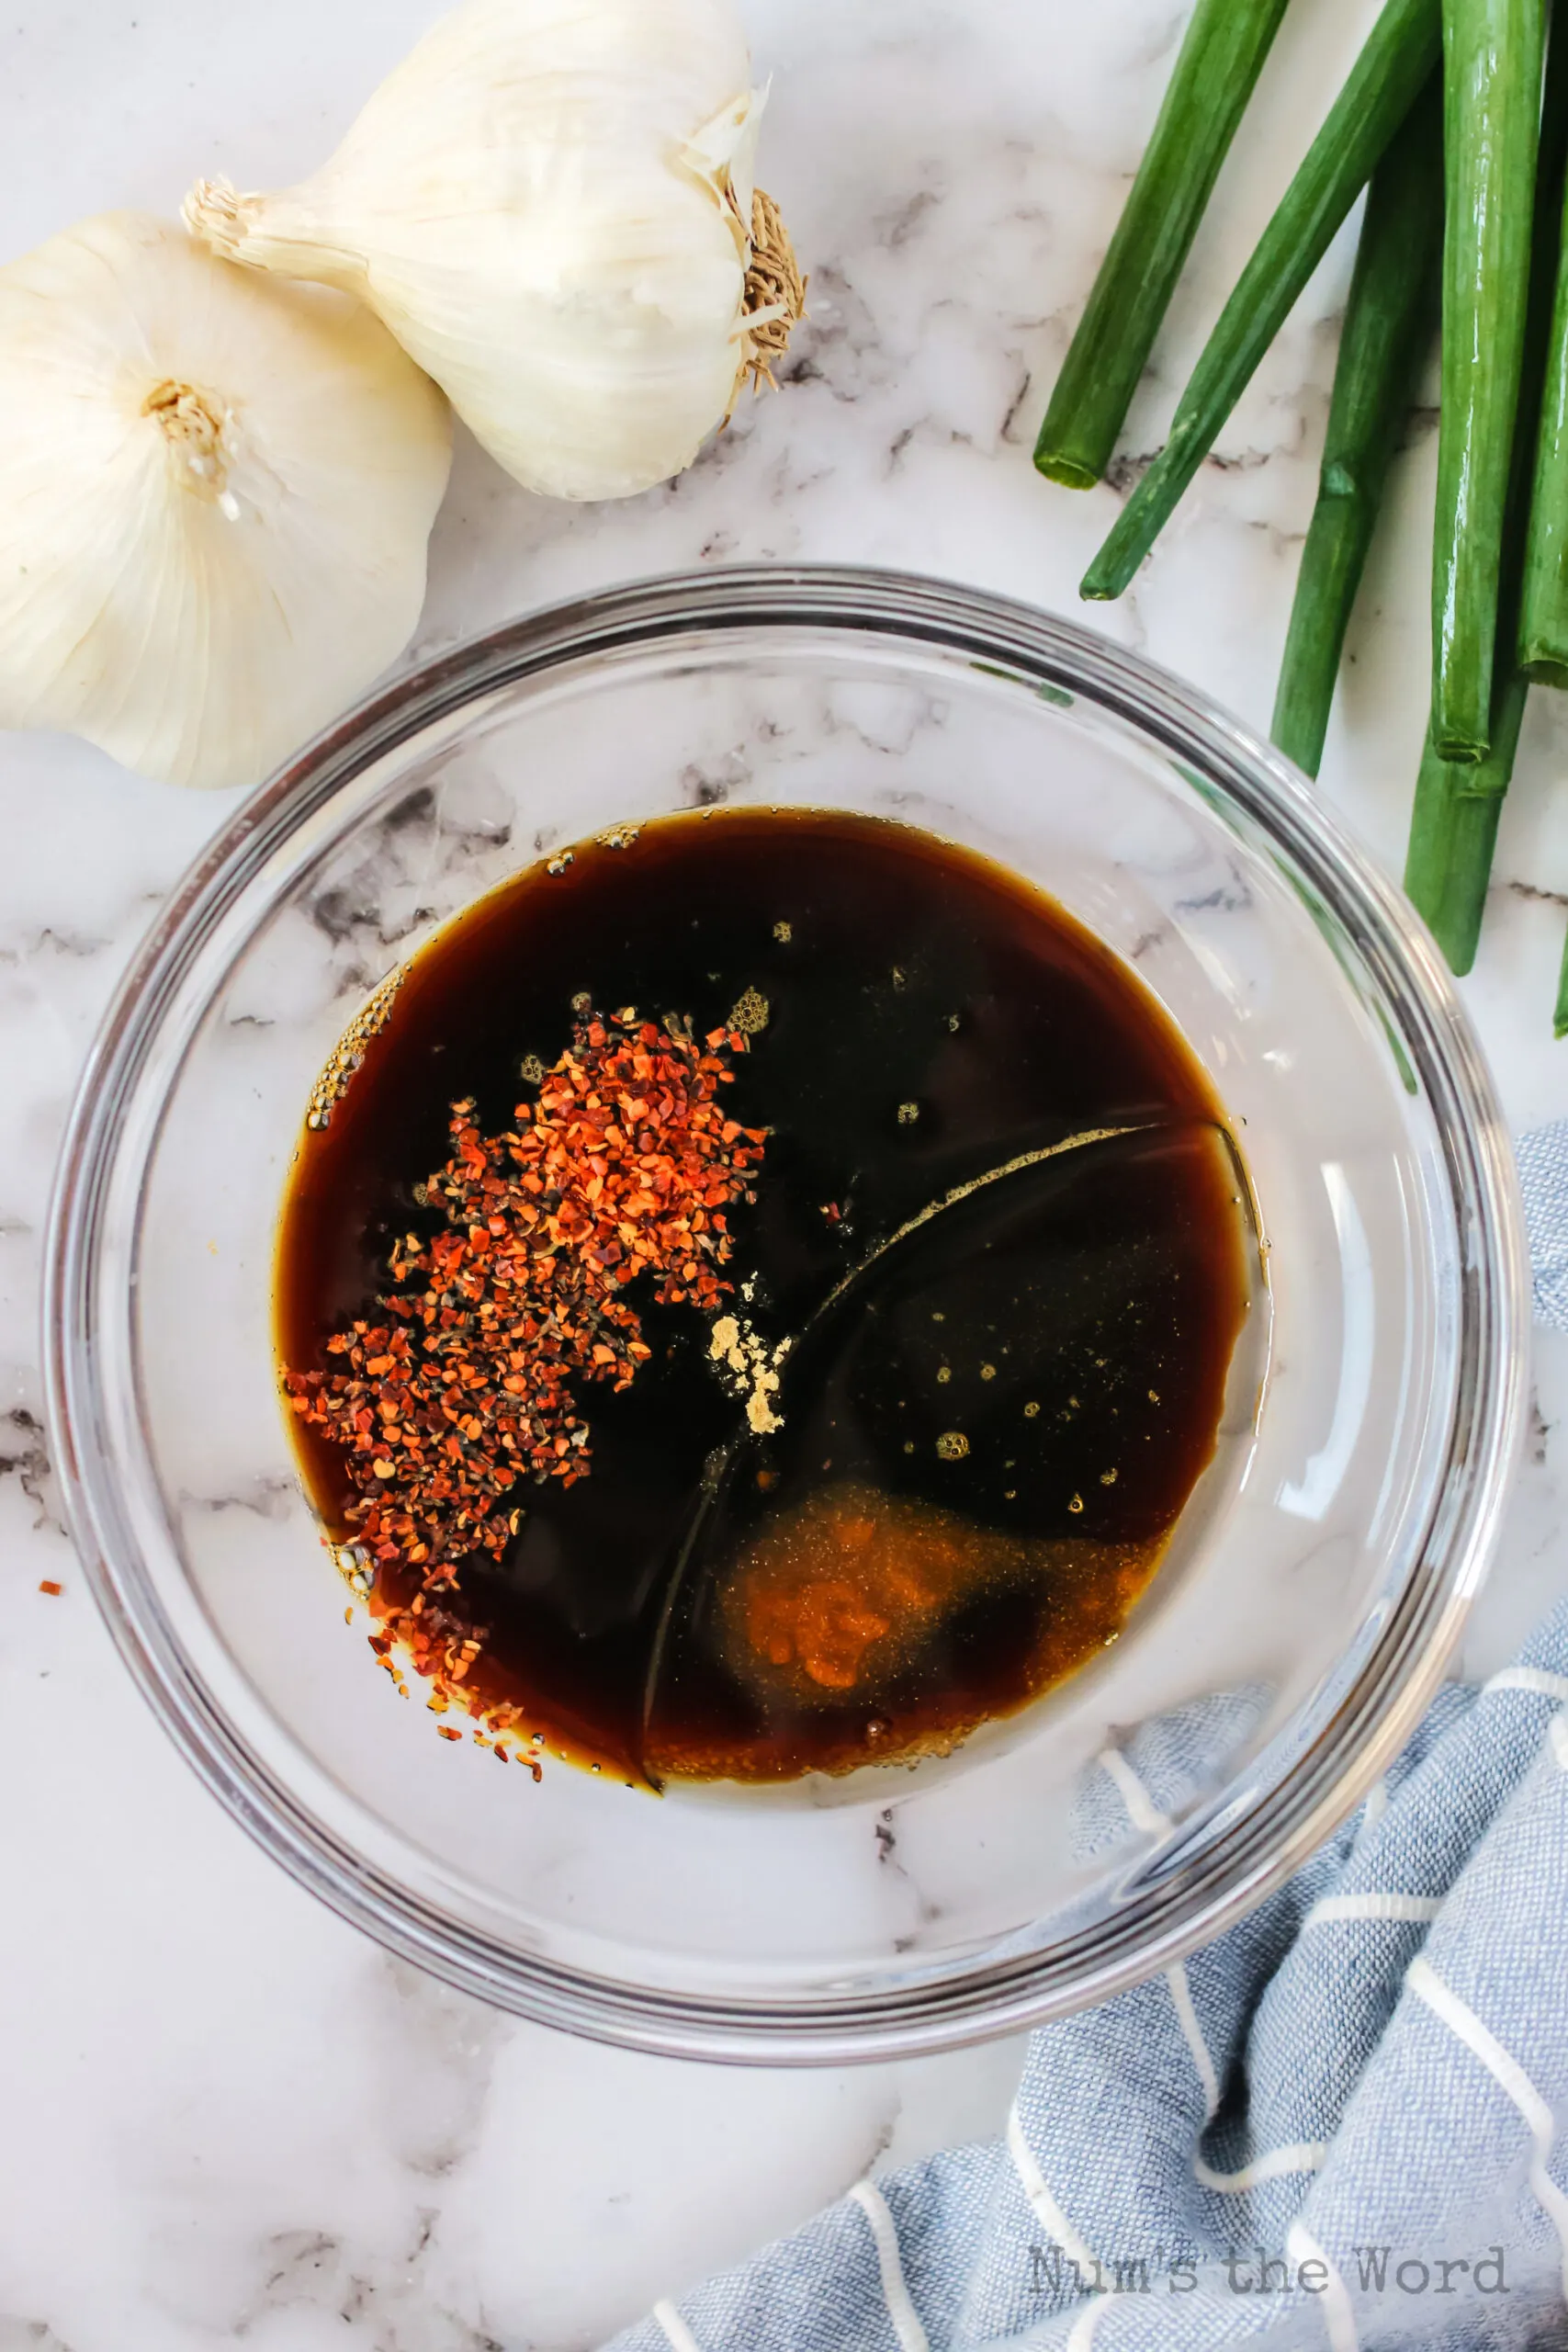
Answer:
[
  {"xmin": 0, "ymin": 212, "xmax": 451, "ymax": 789},
  {"xmin": 184, "ymin": 0, "xmax": 803, "ymax": 503}
]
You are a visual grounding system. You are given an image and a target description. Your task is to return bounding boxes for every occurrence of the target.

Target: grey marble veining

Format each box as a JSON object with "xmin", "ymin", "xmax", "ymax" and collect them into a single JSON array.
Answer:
[{"xmin": 3, "ymin": 2, "xmax": 1567, "ymax": 2346}]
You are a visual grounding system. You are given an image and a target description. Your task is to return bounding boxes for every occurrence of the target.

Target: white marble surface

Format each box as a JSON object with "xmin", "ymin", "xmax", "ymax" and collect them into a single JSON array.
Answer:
[{"xmin": 5, "ymin": 2, "xmax": 1568, "ymax": 2346}]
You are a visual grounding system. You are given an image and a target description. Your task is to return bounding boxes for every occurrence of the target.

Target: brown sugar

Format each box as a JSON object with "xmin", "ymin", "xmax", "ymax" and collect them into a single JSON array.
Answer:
[{"xmin": 719, "ymin": 1483, "xmax": 1158, "ymax": 1709}]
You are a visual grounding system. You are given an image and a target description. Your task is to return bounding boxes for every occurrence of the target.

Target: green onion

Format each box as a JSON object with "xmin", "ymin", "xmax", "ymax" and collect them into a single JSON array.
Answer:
[
  {"xmin": 1270, "ymin": 75, "xmax": 1443, "ymax": 776},
  {"xmin": 1405, "ymin": 14, "xmax": 1568, "ymax": 971},
  {"xmin": 1403, "ymin": 684, "xmax": 1526, "ymax": 973},
  {"xmin": 1518, "ymin": 64, "xmax": 1568, "ymax": 680},
  {"xmin": 1430, "ymin": 0, "xmax": 1547, "ymax": 761},
  {"xmin": 1081, "ymin": 0, "xmax": 1441, "ymax": 604},
  {"xmin": 1034, "ymin": 0, "xmax": 1293, "ymax": 491},
  {"xmin": 1553, "ymin": 930, "xmax": 1568, "ymax": 1036}
]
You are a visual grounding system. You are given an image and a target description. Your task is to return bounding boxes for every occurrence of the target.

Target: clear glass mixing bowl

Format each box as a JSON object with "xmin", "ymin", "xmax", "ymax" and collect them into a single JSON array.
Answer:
[{"xmin": 44, "ymin": 567, "xmax": 1528, "ymax": 2062}]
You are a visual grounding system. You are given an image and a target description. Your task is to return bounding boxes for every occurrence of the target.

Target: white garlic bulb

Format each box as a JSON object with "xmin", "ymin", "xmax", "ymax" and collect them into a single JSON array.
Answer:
[
  {"xmin": 0, "ymin": 212, "xmax": 451, "ymax": 789},
  {"xmin": 184, "ymin": 0, "xmax": 802, "ymax": 503}
]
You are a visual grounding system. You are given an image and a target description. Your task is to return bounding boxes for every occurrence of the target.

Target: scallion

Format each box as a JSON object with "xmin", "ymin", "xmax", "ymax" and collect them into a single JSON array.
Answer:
[
  {"xmin": 1430, "ymin": 0, "xmax": 1548, "ymax": 761},
  {"xmin": 1404, "ymin": 685, "xmax": 1526, "ymax": 973},
  {"xmin": 1034, "ymin": 0, "xmax": 1292, "ymax": 491},
  {"xmin": 1081, "ymin": 0, "xmax": 1441, "ymax": 604},
  {"xmin": 1405, "ymin": 12, "xmax": 1568, "ymax": 969},
  {"xmin": 1270, "ymin": 75, "xmax": 1443, "ymax": 776},
  {"xmin": 1518, "ymin": 67, "xmax": 1568, "ymax": 680}
]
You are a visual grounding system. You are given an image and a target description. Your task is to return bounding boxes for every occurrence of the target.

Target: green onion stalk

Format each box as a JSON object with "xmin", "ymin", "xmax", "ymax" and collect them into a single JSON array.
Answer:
[
  {"xmin": 1404, "ymin": 684, "xmax": 1527, "ymax": 972},
  {"xmin": 1430, "ymin": 0, "xmax": 1548, "ymax": 761},
  {"xmin": 1080, "ymin": 0, "xmax": 1442, "ymax": 603},
  {"xmin": 1034, "ymin": 0, "xmax": 1292, "ymax": 490},
  {"xmin": 1519, "ymin": 13, "xmax": 1568, "ymax": 680},
  {"xmin": 1270, "ymin": 74, "xmax": 1444, "ymax": 777},
  {"xmin": 1405, "ymin": 10, "xmax": 1568, "ymax": 972}
]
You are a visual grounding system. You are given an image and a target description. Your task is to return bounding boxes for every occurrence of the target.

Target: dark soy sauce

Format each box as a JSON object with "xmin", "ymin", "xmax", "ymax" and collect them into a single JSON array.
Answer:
[{"xmin": 276, "ymin": 808, "xmax": 1253, "ymax": 1786}]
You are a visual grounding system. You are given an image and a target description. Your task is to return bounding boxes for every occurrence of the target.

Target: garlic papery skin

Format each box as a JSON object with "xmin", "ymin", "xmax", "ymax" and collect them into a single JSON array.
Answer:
[
  {"xmin": 184, "ymin": 0, "xmax": 800, "ymax": 503},
  {"xmin": 0, "ymin": 212, "xmax": 451, "ymax": 790}
]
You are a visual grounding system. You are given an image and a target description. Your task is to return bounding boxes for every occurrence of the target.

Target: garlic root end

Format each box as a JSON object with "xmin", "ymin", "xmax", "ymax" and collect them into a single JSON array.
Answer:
[
  {"xmin": 736, "ymin": 188, "xmax": 806, "ymax": 402},
  {"xmin": 143, "ymin": 378, "xmax": 231, "ymax": 496}
]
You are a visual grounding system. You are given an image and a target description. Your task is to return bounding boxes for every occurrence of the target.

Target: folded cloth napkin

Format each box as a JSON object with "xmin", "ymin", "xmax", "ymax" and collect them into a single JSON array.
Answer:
[
  {"xmin": 1517, "ymin": 1122, "xmax": 1568, "ymax": 1333},
  {"xmin": 606, "ymin": 1130, "xmax": 1568, "ymax": 2352}
]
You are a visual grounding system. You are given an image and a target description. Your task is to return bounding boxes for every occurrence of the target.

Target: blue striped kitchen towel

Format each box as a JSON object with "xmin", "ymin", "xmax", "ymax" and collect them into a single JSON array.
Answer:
[{"xmin": 605, "ymin": 1126, "xmax": 1568, "ymax": 2352}]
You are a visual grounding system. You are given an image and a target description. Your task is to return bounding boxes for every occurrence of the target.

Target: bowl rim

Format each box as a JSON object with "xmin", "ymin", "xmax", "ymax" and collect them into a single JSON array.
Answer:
[{"xmin": 42, "ymin": 562, "xmax": 1529, "ymax": 2062}]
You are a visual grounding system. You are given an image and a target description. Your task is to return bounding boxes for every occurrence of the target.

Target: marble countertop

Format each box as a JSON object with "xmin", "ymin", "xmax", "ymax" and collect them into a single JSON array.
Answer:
[{"xmin": 5, "ymin": 2, "xmax": 1568, "ymax": 2346}]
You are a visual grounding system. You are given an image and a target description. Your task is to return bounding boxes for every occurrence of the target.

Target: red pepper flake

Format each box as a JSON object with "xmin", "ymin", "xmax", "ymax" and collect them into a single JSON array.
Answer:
[
  {"xmin": 285, "ymin": 1001, "xmax": 767, "ymax": 1765},
  {"xmin": 38, "ymin": 1579, "xmax": 62, "ymax": 1597}
]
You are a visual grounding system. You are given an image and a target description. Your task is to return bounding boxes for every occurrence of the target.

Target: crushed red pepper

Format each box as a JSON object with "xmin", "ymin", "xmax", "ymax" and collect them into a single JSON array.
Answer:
[{"xmin": 284, "ymin": 1003, "xmax": 767, "ymax": 1756}]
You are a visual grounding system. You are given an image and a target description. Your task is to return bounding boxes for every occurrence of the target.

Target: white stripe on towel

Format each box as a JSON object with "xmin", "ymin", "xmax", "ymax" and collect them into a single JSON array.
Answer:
[
  {"xmin": 1550, "ymin": 1713, "xmax": 1568, "ymax": 1772},
  {"xmin": 1360, "ymin": 1776, "xmax": 1390, "ymax": 1831},
  {"xmin": 1286, "ymin": 2222, "xmax": 1359, "ymax": 2352},
  {"xmin": 1303, "ymin": 1892, "xmax": 1442, "ymax": 1928},
  {"xmin": 1483, "ymin": 1666, "xmax": 1568, "ymax": 1704},
  {"xmin": 652, "ymin": 2300, "xmax": 703, "ymax": 2352},
  {"xmin": 1097, "ymin": 1744, "xmax": 1169, "ymax": 1833},
  {"xmin": 1007, "ymin": 2102, "xmax": 1100, "ymax": 2273},
  {"xmin": 1097, "ymin": 1747, "xmax": 1222, "ymax": 2120},
  {"xmin": 1194, "ymin": 2142, "xmax": 1329, "ymax": 2193},
  {"xmin": 1066, "ymin": 2292, "xmax": 1111, "ymax": 2351},
  {"xmin": 1408, "ymin": 1956, "xmax": 1568, "ymax": 2300},
  {"xmin": 1166, "ymin": 1960, "xmax": 1222, "ymax": 2120},
  {"xmin": 848, "ymin": 2178, "xmax": 931, "ymax": 2352}
]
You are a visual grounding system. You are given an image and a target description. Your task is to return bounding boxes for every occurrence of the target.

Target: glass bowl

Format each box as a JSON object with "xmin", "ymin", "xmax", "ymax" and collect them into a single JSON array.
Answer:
[{"xmin": 44, "ymin": 566, "xmax": 1528, "ymax": 2063}]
